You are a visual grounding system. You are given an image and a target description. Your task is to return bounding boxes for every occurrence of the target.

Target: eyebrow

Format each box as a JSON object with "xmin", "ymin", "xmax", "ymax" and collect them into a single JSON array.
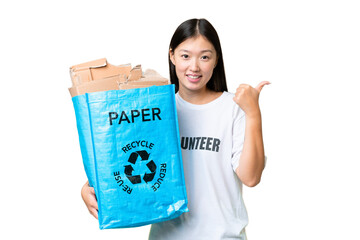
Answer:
[{"xmin": 179, "ymin": 49, "xmax": 213, "ymax": 54}]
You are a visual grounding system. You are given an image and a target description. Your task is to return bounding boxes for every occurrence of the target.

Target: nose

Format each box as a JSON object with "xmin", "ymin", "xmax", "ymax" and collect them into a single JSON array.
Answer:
[{"xmin": 189, "ymin": 58, "xmax": 200, "ymax": 72}]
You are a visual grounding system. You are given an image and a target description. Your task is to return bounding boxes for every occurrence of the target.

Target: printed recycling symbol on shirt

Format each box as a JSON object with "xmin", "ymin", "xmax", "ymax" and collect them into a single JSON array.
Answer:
[{"xmin": 124, "ymin": 150, "xmax": 156, "ymax": 184}]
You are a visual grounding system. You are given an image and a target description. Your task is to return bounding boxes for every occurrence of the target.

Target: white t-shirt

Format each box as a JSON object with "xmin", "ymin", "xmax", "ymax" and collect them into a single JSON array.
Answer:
[{"xmin": 149, "ymin": 91, "xmax": 248, "ymax": 240}]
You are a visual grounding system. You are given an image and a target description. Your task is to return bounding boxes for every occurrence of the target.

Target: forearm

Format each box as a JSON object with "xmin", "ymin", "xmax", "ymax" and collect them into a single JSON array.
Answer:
[{"xmin": 236, "ymin": 111, "xmax": 265, "ymax": 187}]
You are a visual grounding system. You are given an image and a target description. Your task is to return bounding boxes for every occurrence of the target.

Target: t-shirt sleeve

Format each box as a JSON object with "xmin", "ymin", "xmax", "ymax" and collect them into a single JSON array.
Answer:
[{"xmin": 231, "ymin": 106, "xmax": 246, "ymax": 172}]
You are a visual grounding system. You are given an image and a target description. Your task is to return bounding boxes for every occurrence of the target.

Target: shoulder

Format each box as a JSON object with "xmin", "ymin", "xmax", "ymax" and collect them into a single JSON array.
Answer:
[
  {"xmin": 221, "ymin": 91, "xmax": 245, "ymax": 120},
  {"xmin": 221, "ymin": 91, "xmax": 235, "ymax": 100}
]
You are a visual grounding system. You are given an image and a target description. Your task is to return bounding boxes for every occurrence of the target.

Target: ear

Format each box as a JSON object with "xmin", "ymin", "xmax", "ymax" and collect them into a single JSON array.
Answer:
[{"xmin": 169, "ymin": 49, "xmax": 176, "ymax": 66}]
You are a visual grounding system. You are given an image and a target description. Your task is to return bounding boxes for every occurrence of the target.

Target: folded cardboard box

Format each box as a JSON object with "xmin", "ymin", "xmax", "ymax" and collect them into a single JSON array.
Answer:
[{"xmin": 68, "ymin": 58, "xmax": 169, "ymax": 97}]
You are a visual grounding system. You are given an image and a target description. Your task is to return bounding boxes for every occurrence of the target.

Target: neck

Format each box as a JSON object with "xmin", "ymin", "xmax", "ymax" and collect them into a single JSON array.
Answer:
[{"xmin": 178, "ymin": 87, "xmax": 222, "ymax": 105}]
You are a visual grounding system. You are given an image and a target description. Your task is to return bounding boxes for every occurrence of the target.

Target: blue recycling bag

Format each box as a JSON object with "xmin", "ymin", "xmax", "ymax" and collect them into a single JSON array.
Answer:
[{"xmin": 72, "ymin": 84, "xmax": 188, "ymax": 229}]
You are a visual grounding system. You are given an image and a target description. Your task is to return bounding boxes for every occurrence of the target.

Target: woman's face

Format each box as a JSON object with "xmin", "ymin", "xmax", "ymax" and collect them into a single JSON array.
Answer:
[{"xmin": 170, "ymin": 35, "xmax": 217, "ymax": 94}]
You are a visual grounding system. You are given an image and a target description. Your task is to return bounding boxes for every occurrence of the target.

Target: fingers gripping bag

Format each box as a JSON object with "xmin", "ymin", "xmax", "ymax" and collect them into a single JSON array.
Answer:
[{"xmin": 70, "ymin": 60, "xmax": 188, "ymax": 229}]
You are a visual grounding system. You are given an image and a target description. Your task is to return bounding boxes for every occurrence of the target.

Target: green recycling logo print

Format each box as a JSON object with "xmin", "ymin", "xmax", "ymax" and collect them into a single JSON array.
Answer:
[{"xmin": 124, "ymin": 150, "xmax": 156, "ymax": 184}]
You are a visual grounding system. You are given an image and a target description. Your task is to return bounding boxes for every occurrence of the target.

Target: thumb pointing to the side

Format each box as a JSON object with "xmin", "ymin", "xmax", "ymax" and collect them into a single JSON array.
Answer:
[{"xmin": 255, "ymin": 81, "xmax": 271, "ymax": 93}]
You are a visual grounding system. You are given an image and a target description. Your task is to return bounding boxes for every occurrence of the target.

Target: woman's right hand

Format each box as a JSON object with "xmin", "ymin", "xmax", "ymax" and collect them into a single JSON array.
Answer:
[{"xmin": 81, "ymin": 181, "xmax": 98, "ymax": 219}]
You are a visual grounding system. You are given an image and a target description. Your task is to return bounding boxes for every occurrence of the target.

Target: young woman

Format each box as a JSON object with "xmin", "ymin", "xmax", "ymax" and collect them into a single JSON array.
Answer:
[{"xmin": 81, "ymin": 18, "xmax": 269, "ymax": 240}]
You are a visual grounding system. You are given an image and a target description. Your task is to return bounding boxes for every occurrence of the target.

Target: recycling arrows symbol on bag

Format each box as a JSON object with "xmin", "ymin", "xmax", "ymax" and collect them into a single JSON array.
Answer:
[{"xmin": 124, "ymin": 150, "xmax": 156, "ymax": 184}]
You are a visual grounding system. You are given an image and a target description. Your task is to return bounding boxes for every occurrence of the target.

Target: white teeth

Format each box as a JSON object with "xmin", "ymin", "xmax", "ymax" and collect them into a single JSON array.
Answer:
[{"xmin": 188, "ymin": 75, "xmax": 200, "ymax": 79}]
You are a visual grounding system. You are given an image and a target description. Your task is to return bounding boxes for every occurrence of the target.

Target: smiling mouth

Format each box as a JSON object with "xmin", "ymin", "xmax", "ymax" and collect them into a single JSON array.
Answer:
[
  {"xmin": 187, "ymin": 75, "xmax": 201, "ymax": 79},
  {"xmin": 186, "ymin": 74, "xmax": 202, "ymax": 82}
]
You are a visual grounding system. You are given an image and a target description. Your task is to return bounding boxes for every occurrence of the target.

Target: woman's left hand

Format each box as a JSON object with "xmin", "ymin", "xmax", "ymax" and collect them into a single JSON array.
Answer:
[{"xmin": 233, "ymin": 81, "xmax": 270, "ymax": 118}]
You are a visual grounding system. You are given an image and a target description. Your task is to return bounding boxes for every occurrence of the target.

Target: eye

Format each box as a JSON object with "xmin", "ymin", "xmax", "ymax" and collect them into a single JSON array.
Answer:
[
  {"xmin": 201, "ymin": 55, "xmax": 210, "ymax": 60},
  {"xmin": 181, "ymin": 54, "xmax": 189, "ymax": 59}
]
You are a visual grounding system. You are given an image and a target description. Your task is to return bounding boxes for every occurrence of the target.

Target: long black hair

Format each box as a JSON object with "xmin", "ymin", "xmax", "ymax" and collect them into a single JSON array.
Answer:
[{"xmin": 169, "ymin": 18, "xmax": 228, "ymax": 93}]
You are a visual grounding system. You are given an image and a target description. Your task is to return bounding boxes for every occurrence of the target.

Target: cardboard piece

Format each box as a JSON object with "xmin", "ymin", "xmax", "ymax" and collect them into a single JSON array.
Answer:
[
  {"xmin": 68, "ymin": 58, "xmax": 169, "ymax": 97},
  {"xmin": 128, "ymin": 65, "xmax": 142, "ymax": 81},
  {"xmin": 70, "ymin": 58, "xmax": 132, "ymax": 85},
  {"xmin": 69, "ymin": 76, "xmax": 125, "ymax": 97},
  {"xmin": 119, "ymin": 81, "xmax": 168, "ymax": 90}
]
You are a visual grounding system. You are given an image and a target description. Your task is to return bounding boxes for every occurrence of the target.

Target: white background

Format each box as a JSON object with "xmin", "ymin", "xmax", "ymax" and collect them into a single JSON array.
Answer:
[{"xmin": 1, "ymin": 0, "xmax": 359, "ymax": 239}]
